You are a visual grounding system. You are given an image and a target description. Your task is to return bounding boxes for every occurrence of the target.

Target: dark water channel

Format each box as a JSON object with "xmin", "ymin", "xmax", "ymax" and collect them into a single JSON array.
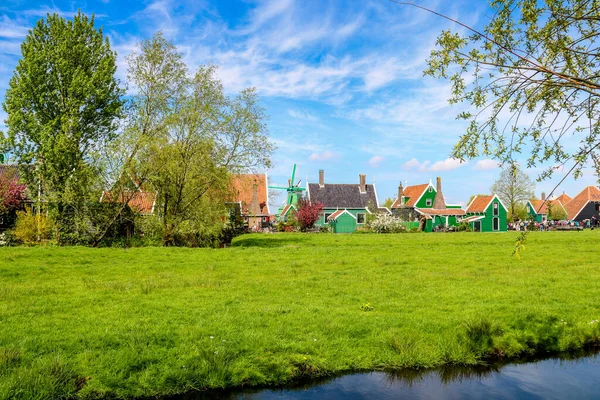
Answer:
[{"xmin": 175, "ymin": 350, "xmax": 600, "ymax": 399}]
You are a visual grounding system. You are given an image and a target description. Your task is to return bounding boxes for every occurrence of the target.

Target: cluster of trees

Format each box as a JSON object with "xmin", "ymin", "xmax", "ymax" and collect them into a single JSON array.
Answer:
[{"xmin": 0, "ymin": 12, "xmax": 273, "ymax": 246}]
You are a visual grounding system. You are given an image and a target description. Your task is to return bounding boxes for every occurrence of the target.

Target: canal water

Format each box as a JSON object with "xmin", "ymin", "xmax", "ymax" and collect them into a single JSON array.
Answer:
[{"xmin": 177, "ymin": 350, "xmax": 600, "ymax": 399}]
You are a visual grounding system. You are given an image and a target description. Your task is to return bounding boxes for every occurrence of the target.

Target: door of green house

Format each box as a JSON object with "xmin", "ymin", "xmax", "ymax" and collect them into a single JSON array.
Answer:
[
  {"xmin": 333, "ymin": 214, "xmax": 356, "ymax": 233},
  {"xmin": 473, "ymin": 221, "xmax": 481, "ymax": 232}
]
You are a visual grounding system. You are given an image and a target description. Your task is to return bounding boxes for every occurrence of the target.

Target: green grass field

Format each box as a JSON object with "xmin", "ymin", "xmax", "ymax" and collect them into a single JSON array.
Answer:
[{"xmin": 2, "ymin": 231, "xmax": 600, "ymax": 399}]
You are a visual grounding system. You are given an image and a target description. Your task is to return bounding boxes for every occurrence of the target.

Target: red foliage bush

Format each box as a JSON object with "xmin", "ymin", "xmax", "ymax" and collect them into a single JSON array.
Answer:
[
  {"xmin": 295, "ymin": 198, "xmax": 324, "ymax": 231},
  {"xmin": 0, "ymin": 174, "xmax": 26, "ymax": 213}
]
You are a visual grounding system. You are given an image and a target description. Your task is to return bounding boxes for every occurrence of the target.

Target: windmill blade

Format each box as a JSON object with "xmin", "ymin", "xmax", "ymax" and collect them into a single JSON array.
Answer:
[
  {"xmin": 268, "ymin": 186, "xmax": 290, "ymax": 190},
  {"xmin": 290, "ymin": 164, "xmax": 297, "ymax": 185},
  {"xmin": 296, "ymin": 180, "xmax": 301, "ymax": 187}
]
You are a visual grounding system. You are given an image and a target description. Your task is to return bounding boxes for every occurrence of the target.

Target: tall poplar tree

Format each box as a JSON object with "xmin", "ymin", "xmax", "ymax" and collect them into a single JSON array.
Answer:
[{"xmin": 2, "ymin": 11, "xmax": 123, "ymax": 234}]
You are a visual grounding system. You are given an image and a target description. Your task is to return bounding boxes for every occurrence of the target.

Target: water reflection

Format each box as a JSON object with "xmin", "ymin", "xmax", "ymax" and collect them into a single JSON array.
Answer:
[{"xmin": 167, "ymin": 349, "xmax": 600, "ymax": 399}]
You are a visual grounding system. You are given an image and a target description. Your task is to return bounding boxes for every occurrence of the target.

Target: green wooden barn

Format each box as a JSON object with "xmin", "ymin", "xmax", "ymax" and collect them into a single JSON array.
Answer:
[
  {"xmin": 327, "ymin": 209, "xmax": 357, "ymax": 233},
  {"xmin": 464, "ymin": 194, "xmax": 507, "ymax": 232}
]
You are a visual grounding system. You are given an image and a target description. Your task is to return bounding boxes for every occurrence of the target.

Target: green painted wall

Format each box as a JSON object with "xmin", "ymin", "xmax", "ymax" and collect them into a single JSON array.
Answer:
[
  {"xmin": 317, "ymin": 208, "xmax": 368, "ymax": 227},
  {"xmin": 467, "ymin": 198, "xmax": 507, "ymax": 232},
  {"xmin": 430, "ymin": 215, "xmax": 460, "ymax": 230},
  {"xmin": 415, "ymin": 187, "xmax": 436, "ymax": 208},
  {"xmin": 527, "ymin": 202, "xmax": 544, "ymax": 222},
  {"xmin": 329, "ymin": 213, "xmax": 356, "ymax": 233}
]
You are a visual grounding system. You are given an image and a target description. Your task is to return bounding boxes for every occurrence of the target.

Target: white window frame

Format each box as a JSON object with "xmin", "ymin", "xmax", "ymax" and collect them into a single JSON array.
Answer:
[
  {"xmin": 324, "ymin": 212, "xmax": 333, "ymax": 222},
  {"xmin": 426, "ymin": 198, "xmax": 432, "ymax": 207},
  {"xmin": 356, "ymin": 213, "xmax": 366, "ymax": 224},
  {"xmin": 493, "ymin": 202, "xmax": 499, "ymax": 216}
]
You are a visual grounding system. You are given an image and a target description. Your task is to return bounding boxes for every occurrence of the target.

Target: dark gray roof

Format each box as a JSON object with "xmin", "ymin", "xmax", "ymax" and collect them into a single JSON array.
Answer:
[{"xmin": 308, "ymin": 183, "xmax": 378, "ymax": 209}]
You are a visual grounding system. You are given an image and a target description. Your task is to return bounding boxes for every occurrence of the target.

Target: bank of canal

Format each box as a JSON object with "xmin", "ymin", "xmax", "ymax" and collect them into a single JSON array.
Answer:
[{"xmin": 171, "ymin": 350, "xmax": 600, "ymax": 399}]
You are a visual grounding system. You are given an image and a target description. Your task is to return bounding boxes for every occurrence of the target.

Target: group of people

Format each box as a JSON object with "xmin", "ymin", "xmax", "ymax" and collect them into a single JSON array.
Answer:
[{"xmin": 509, "ymin": 216, "xmax": 599, "ymax": 231}]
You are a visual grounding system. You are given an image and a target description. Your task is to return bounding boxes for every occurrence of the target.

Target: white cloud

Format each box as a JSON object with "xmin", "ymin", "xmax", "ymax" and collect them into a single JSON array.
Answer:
[
  {"xmin": 368, "ymin": 155, "xmax": 385, "ymax": 168},
  {"xmin": 402, "ymin": 157, "xmax": 466, "ymax": 172},
  {"xmin": 473, "ymin": 159, "xmax": 500, "ymax": 171},
  {"xmin": 309, "ymin": 151, "xmax": 338, "ymax": 162},
  {"xmin": 429, "ymin": 158, "xmax": 465, "ymax": 172},
  {"xmin": 288, "ymin": 109, "xmax": 318, "ymax": 122}
]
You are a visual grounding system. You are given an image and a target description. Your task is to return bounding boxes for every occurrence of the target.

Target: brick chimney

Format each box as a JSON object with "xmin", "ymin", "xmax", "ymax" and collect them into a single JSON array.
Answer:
[
  {"xmin": 319, "ymin": 169, "xmax": 324, "ymax": 188},
  {"xmin": 249, "ymin": 183, "xmax": 260, "ymax": 215},
  {"xmin": 359, "ymin": 174, "xmax": 366, "ymax": 193},
  {"xmin": 398, "ymin": 182, "xmax": 404, "ymax": 207},
  {"xmin": 541, "ymin": 192, "xmax": 546, "ymax": 201},
  {"xmin": 432, "ymin": 176, "xmax": 446, "ymax": 209}
]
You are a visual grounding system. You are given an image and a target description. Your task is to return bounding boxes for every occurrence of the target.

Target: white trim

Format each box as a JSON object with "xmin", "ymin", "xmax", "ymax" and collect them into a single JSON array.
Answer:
[
  {"xmin": 380, "ymin": 207, "xmax": 392, "ymax": 214},
  {"xmin": 490, "ymin": 194, "xmax": 508, "ymax": 213},
  {"xmin": 373, "ymin": 182, "xmax": 380, "ymax": 209},
  {"xmin": 329, "ymin": 209, "xmax": 357, "ymax": 221},
  {"xmin": 356, "ymin": 212, "xmax": 366, "ymax": 224}
]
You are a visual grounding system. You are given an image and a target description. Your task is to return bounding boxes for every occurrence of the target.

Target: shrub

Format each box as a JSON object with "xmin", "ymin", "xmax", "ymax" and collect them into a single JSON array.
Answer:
[
  {"xmin": 0, "ymin": 231, "xmax": 20, "ymax": 246},
  {"xmin": 457, "ymin": 221, "xmax": 473, "ymax": 232},
  {"xmin": 369, "ymin": 213, "xmax": 406, "ymax": 233},
  {"xmin": 295, "ymin": 198, "xmax": 324, "ymax": 231},
  {"xmin": 13, "ymin": 211, "xmax": 52, "ymax": 244}
]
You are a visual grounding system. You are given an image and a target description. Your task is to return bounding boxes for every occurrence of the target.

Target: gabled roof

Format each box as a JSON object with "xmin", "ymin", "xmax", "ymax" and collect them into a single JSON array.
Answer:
[
  {"xmin": 391, "ymin": 183, "xmax": 432, "ymax": 208},
  {"xmin": 419, "ymin": 208, "xmax": 465, "ymax": 216},
  {"xmin": 564, "ymin": 186, "xmax": 600, "ymax": 220},
  {"xmin": 554, "ymin": 193, "xmax": 572, "ymax": 204},
  {"xmin": 102, "ymin": 191, "xmax": 156, "ymax": 215},
  {"xmin": 307, "ymin": 183, "xmax": 378, "ymax": 209},
  {"xmin": 230, "ymin": 174, "xmax": 269, "ymax": 215},
  {"xmin": 466, "ymin": 194, "xmax": 507, "ymax": 214},
  {"xmin": 327, "ymin": 209, "xmax": 356, "ymax": 221},
  {"xmin": 281, "ymin": 204, "xmax": 296, "ymax": 217},
  {"xmin": 528, "ymin": 199, "xmax": 565, "ymax": 215},
  {"xmin": 466, "ymin": 195, "xmax": 494, "ymax": 213}
]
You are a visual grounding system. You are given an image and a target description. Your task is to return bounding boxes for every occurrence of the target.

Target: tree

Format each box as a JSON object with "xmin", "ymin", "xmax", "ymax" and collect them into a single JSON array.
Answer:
[
  {"xmin": 295, "ymin": 197, "xmax": 324, "ymax": 231},
  {"xmin": 2, "ymin": 11, "xmax": 124, "ymax": 239},
  {"xmin": 121, "ymin": 33, "xmax": 274, "ymax": 245},
  {"xmin": 408, "ymin": 0, "xmax": 600, "ymax": 181},
  {"xmin": 547, "ymin": 202, "xmax": 567, "ymax": 221},
  {"xmin": 382, "ymin": 197, "xmax": 394, "ymax": 209},
  {"xmin": 490, "ymin": 165, "xmax": 535, "ymax": 220}
]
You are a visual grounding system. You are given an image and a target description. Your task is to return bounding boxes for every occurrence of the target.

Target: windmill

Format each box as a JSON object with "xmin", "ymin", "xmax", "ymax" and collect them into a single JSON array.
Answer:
[{"xmin": 269, "ymin": 164, "xmax": 306, "ymax": 215}]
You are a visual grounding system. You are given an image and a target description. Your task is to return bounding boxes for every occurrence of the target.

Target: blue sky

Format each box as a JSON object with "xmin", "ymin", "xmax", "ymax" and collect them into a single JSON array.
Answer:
[{"xmin": 1, "ymin": 0, "xmax": 598, "ymax": 209}]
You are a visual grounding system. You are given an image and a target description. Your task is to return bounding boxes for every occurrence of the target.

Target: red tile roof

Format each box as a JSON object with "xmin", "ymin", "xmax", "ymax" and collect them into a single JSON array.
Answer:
[
  {"xmin": 564, "ymin": 186, "xmax": 600, "ymax": 220},
  {"xmin": 327, "ymin": 210, "xmax": 344, "ymax": 221},
  {"xmin": 466, "ymin": 195, "xmax": 494, "ymax": 213},
  {"xmin": 419, "ymin": 208, "xmax": 465, "ymax": 216},
  {"xmin": 392, "ymin": 183, "xmax": 430, "ymax": 208},
  {"xmin": 102, "ymin": 191, "xmax": 156, "ymax": 214},
  {"xmin": 554, "ymin": 193, "xmax": 572, "ymax": 204},
  {"xmin": 529, "ymin": 199, "xmax": 550, "ymax": 214},
  {"xmin": 230, "ymin": 174, "xmax": 269, "ymax": 215}
]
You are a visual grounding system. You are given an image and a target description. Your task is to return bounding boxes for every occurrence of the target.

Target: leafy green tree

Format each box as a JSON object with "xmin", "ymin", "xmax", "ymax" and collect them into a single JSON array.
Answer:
[
  {"xmin": 491, "ymin": 165, "xmax": 535, "ymax": 221},
  {"xmin": 382, "ymin": 197, "xmax": 394, "ymax": 209},
  {"xmin": 415, "ymin": 0, "xmax": 600, "ymax": 179},
  {"xmin": 547, "ymin": 202, "xmax": 567, "ymax": 221},
  {"xmin": 122, "ymin": 33, "xmax": 274, "ymax": 245},
  {"xmin": 2, "ymin": 11, "xmax": 123, "ymax": 239}
]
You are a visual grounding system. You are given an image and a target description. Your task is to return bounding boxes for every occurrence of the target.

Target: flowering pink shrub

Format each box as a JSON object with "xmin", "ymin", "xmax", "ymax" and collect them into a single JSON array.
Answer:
[
  {"xmin": 0, "ymin": 175, "xmax": 26, "ymax": 213},
  {"xmin": 295, "ymin": 198, "xmax": 324, "ymax": 231}
]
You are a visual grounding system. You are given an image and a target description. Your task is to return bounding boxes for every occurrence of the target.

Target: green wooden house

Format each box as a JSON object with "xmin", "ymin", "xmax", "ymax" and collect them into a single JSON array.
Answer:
[
  {"xmin": 464, "ymin": 194, "xmax": 507, "ymax": 232},
  {"xmin": 391, "ymin": 177, "xmax": 464, "ymax": 232},
  {"xmin": 527, "ymin": 195, "xmax": 568, "ymax": 222},
  {"xmin": 308, "ymin": 170, "xmax": 385, "ymax": 233}
]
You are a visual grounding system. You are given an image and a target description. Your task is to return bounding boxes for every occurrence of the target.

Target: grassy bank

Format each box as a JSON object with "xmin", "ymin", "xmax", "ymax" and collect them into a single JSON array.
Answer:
[{"xmin": 1, "ymin": 232, "xmax": 600, "ymax": 398}]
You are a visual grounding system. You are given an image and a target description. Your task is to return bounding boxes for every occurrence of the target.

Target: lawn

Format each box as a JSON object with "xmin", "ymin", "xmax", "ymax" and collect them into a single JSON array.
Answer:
[{"xmin": 1, "ymin": 231, "xmax": 600, "ymax": 399}]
